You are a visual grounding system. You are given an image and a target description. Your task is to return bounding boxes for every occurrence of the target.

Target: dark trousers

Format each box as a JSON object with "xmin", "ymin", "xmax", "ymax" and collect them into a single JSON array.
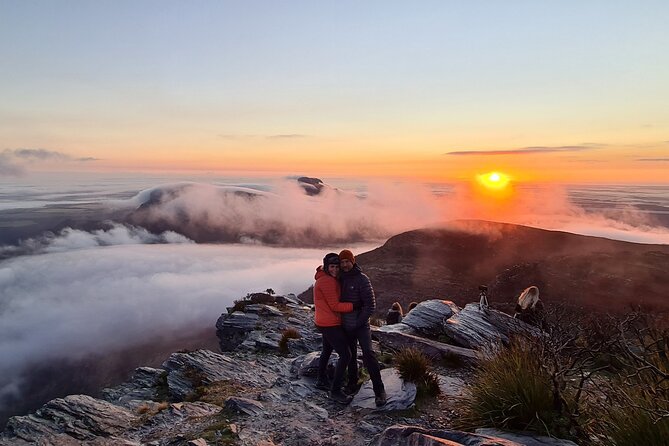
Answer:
[
  {"xmin": 346, "ymin": 325, "xmax": 385, "ymax": 394},
  {"xmin": 317, "ymin": 326, "xmax": 352, "ymax": 392}
]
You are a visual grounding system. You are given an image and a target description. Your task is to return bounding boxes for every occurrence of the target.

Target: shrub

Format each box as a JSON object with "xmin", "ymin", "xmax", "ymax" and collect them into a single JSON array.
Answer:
[
  {"xmin": 278, "ymin": 327, "xmax": 301, "ymax": 354},
  {"xmin": 395, "ymin": 347, "xmax": 441, "ymax": 397},
  {"xmin": 603, "ymin": 386, "xmax": 669, "ymax": 446},
  {"xmin": 591, "ymin": 315, "xmax": 669, "ymax": 445},
  {"xmin": 458, "ymin": 339, "xmax": 564, "ymax": 436}
]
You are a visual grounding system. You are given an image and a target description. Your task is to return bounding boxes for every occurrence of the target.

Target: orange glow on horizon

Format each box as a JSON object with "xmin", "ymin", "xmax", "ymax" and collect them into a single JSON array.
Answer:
[{"xmin": 476, "ymin": 171, "xmax": 511, "ymax": 190}]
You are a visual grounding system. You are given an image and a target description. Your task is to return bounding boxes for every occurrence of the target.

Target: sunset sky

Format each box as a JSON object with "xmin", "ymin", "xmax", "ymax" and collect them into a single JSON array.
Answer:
[{"xmin": 1, "ymin": 1, "xmax": 668, "ymax": 183}]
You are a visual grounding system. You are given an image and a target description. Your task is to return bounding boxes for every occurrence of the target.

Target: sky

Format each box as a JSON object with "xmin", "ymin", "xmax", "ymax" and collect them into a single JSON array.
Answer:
[{"xmin": 1, "ymin": 1, "xmax": 668, "ymax": 182}]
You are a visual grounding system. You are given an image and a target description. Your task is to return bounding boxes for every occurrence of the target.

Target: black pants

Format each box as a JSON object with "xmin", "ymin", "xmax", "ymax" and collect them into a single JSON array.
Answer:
[
  {"xmin": 317, "ymin": 326, "xmax": 352, "ymax": 392},
  {"xmin": 346, "ymin": 325, "xmax": 385, "ymax": 394}
]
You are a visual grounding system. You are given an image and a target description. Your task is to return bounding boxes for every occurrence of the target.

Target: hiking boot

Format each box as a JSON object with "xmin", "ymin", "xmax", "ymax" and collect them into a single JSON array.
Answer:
[
  {"xmin": 374, "ymin": 390, "xmax": 387, "ymax": 407},
  {"xmin": 315, "ymin": 378, "xmax": 330, "ymax": 391},
  {"xmin": 343, "ymin": 384, "xmax": 358, "ymax": 396},
  {"xmin": 328, "ymin": 390, "xmax": 352, "ymax": 404}
]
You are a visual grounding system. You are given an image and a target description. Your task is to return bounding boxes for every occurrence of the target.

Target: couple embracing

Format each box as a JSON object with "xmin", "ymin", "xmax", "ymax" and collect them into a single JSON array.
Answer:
[{"xmin": 313, "ymin": 249, "xmax": 387, "ymax": 406}]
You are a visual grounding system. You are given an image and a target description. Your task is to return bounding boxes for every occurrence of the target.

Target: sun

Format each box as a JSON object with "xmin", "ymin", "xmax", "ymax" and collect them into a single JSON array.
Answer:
[{"xmin": 477, "ymin": 171, "xmax": 510, "ymax": 190}]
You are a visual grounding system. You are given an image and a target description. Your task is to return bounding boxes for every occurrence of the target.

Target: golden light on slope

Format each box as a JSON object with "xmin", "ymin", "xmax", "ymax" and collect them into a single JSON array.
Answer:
[{"xmin": 477, "ymin": 171, "xmax": 510, "ymax": 190}]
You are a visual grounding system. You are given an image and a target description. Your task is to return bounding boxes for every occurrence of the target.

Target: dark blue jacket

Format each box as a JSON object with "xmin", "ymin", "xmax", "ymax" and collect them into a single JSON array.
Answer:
[{"xmin": 339, "ymin": 263, "xmax": 375, "ymax": 330}]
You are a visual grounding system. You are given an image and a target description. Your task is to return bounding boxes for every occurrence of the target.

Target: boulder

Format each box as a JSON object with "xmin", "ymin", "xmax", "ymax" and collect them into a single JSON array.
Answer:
[
  {"xmin": 248, "ymin": 292, "xmax": 275, "ymax": 304},
  {"xmin": 351, "ymin": 368, "xmax": 417, "ymax": 411},
  {"xmin": 224, "ymin": 397, "xmax": 265, "ymax": 416},
  {"xmin": 162, "ymin": 349, "xmax": 277, "ymax": 400},
  {"xmin": 216, "ymin": 312, "xmax": 260, "ymax": 351},
  {"xmin": 244, "ymin": 304, "xmax": 284, "ymax": 317},
  {"xmin": 275, "ymin": 293, "xmax": 303, "ymax": 305},
  {"xmin": 442, "ymin": 303, "xmax": 541, "ymax": 350},
  {"xmin": 102, "ymin": 367, "xmax": 166, "ymax": 406},
  {"xmin": 399, "ymin": 300, "xmax": 460, "ymax": 337},
  {"xmin": 3, "ymin": 395, "xmax": 137, "ymax": 443},
  {"xmin": 372, "ymin": 327, "xmax": 478, "ymax": 364},
  {"xmin": 291, "ymin": 351, "xmax": 340, "ymax": 378},
  {"xmin": 475, "ymin": 429, "xmax": 578, "ymax": 446},
  {"xmin": 373, "ymin": 425, "xmax": 523, "ymax": 446}
]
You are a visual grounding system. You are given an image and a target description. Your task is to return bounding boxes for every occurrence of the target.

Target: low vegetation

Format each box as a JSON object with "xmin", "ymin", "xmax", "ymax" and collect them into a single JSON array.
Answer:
[
  {"xmin": 278, "ymin": 327, "xmax": 301, "ymax": 354},
  {"xmin": 457, "ymin": 305, "xmax": 669, "ymax": 445},
  {"xmin": 395, "ymin": 347, "xmax": 441, "ymax": 397}
]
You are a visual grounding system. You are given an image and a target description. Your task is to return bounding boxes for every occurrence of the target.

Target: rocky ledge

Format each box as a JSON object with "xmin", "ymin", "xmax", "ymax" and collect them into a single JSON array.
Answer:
[{"xmin": 1, "ymin": 294, "xmax": 575, "ymax": 446}]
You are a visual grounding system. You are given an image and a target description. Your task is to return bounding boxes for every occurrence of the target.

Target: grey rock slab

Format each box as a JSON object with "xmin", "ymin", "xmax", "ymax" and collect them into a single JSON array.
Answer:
[
  {"xmin": 442, "ymin": 303, "xmax": 541, "ymax": 350},
  {"xmin": 3, "ymin": 395, "xmax": 138, "ymax": 443},
  {"xmin": 244, "ymin": 304, "xmax": 284, "ymax": 317},
  {"xmin": 373, "ymin": 425, "xmax": 523, "ymax": 446},
  {"xmin": 372, "ymin": 327, "xmax": 478, "ymax": 364},
  {"xmin": 287, "ymin": 317, "xmax": 304, "ymax": 325},
  {"xmin": 351, "ymin": 368, "xmax": 417, "ymax": 411},
  {"xmin": 216, "ymin": 312, "xmax": 261, "ymax": 351},
  {"xmin": 102, "ymin": 366, "xmax": 166, "ymax": 407},
  {"xmin": 475, "ymin": 429, "xmax": 579, "ymax": 446},
  {"xmin": 400, "ymin": 300, "xmax": 460, "ymax": 337},
  {"xmin": 437, "ymin": 374, "xmax": 466, "ymax": 398},
  {"xmin": 224, "ymin": 397, "xmax": 265, "ymax": 416},
  {"xmin": 304, "ymin": 401, "xmax": 329, "ymax": 421},
  {"xmin": 162, "ymin": 349, "xmax": 277, "ymax": 400},
  {"xmin": 292, "ymin": 351, "xmax": 339, "ymax": 378}
]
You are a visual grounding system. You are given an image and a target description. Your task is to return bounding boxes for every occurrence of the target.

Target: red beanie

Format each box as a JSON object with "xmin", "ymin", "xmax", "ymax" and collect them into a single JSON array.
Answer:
[{"xmin": 339, "ymin": 249, "xmax": 355, "ymax": 263}]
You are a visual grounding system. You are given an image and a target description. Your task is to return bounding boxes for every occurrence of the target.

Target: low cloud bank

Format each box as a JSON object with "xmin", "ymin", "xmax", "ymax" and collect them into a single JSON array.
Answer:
[
  {"xmin": 121, "ymin": 180, "xmax": 669, "ymax": 246},
  {"xmin": 0, "ymin": 243, "xmax": 349, "ymax": 417},
  {"xmin": 0, "ymin": 223, "xmax": 193, "ymax": 258},
  {"xmin": 122, "ymin": 181, "xmax": 442, "ymax": 246}
]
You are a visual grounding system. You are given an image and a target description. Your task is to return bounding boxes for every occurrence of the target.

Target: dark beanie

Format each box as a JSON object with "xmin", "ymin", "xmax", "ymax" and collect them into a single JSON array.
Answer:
[
  {"xmin": 323, "ymin": 252, "xmax": 340, "ymax": 268},
  {"xmin": 338, "ymin": 249, "xmax": 355, "ymax": 263}
]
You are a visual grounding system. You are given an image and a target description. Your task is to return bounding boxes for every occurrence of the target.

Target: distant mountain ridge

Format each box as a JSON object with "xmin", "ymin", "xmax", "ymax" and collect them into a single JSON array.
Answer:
[{"xmin": 351, "ymin": 220, "xmax": 669, "ymax": 314}]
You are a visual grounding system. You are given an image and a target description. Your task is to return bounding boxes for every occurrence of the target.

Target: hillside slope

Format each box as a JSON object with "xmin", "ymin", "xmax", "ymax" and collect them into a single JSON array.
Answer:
[{"xmin": 354, "ymin": 220, "xmax": 669, "ymax": 314}]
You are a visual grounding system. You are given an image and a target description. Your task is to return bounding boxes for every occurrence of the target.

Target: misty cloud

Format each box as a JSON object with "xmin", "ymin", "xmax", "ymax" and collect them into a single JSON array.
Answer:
[
  {"xmin": 445, "ymin": 145, "xmax": 598, "ymax": 156},
  {"xmin": 637, "ymin": 158, "xmax": 669, "ymax": 162},
  {"xmin": 0, "ymin": 153, "xmax": 26, "ymax": 176},
  {"xmin": 118, "ymin": 180, "xmax": 669, "ymax": 248},
  {"xmin": 11, "ymin": 148, "xmax": 70, "ymax": 160},
  {"xmin": 123, "ymin": 181, "xmax": 443, "ymax": 246},
  {"xmin": 0, "ymin": 243, "xmax": 342, "ymax": 414},
  {"xmin": 0, "ymin": 149, "xmax": 98, "ymax": 176},
  {"xmin": 0, "ymin": 224, "xmax": 193, "ymax": 258}
]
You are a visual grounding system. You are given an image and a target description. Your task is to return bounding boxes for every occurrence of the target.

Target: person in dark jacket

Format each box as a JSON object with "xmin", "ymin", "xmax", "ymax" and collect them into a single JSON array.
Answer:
[
  {"xmin": 385, "ymin": 302, "xmax": 403, "ymax": 325},
  {"xmin": 338, "ymin": 249, "xmax": 387, "ymax": 406}
]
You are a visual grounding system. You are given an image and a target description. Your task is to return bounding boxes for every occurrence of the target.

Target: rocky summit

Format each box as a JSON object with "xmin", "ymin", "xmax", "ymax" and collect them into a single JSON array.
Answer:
[{"xmin": 1, "ymin": 293, "xmax": 576, "ymax": 446}]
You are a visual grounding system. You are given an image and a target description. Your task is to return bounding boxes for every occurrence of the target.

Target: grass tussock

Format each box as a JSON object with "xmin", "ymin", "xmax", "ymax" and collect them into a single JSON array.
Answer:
[
  {"xmin": 395, "ymin": 348, "xmax": 441, "ymax": 397},
  {"xmin": 458, "ymin": 339, "xmax": 564, "ymax": 436},
  {"xmin": 135, "ymin": 401, "xmax": 169, "ymax": 416},
  {"xmin": 278, "ymin": 327, "xmax": 301, "ymax": 354},
  {"xmin": 197, "ymin": 380, "xmax": 250, "ymax": 407}
]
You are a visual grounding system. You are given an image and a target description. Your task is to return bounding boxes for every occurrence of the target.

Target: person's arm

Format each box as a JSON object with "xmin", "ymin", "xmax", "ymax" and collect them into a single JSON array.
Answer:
[
  {"xmin": 322, "ymin": 281, "xmax": 353, "ymax": 313},
  {"xmin": 355, "ymin": 275, "xmax": 375, "ymax": 327}
]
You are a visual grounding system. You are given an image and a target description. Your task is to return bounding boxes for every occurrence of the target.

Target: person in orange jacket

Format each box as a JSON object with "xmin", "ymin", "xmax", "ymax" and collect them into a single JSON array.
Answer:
[{"xmin": 313, "ymin": 252, "xmax": 357, "ymax": 403}]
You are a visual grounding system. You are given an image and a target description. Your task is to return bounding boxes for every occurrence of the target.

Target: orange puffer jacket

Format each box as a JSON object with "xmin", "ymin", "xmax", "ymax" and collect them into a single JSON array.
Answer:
[{"xmin": 313, "ymin": 267, "xmax": 353, "ymax": 327}]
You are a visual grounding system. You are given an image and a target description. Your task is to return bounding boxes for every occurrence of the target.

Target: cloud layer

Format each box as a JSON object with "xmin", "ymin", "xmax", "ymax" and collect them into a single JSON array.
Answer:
[
  {"xmin": 0, "ymin": 149, "xmax": 97, "ymax": 176},
  {"xmin": 0, "ymin": 243, "xmax": 346, "ymax": 412},
  {"xmin": 445, "ymin": 145, "xmax": 598, "ymax": 156}
]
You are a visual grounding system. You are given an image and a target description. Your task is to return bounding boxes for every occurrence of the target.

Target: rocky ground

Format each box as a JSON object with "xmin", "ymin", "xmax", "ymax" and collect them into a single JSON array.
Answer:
[{"xmin": 0, "ymin": 293, "xmax": 578, "ymax": 446}]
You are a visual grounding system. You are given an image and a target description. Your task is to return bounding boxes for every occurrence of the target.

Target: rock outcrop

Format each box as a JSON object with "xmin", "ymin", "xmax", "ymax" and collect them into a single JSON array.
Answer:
[
  {"xmin": 442, "ymin": 303, "xmax": 542, "ymax": 350},
  {"xmin": 1, "ymin": 293, "xmax": 571, "ymax": 446}
]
